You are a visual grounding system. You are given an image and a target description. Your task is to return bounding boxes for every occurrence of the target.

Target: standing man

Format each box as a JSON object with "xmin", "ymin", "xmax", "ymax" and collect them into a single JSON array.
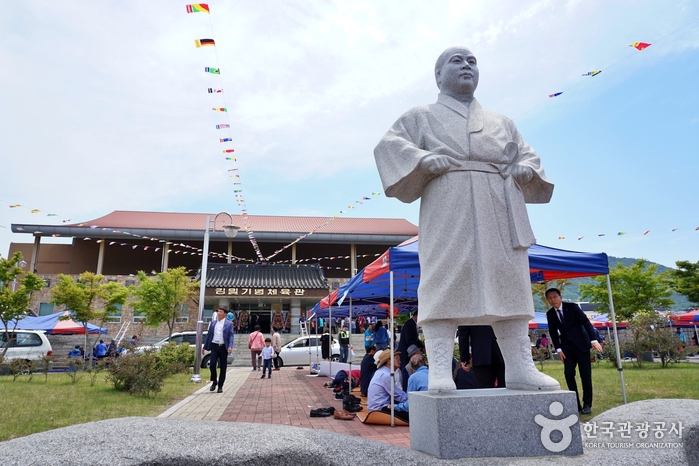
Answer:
[
  {"xmin": 338, "ymin": 325, "xmax": 350, "ymax": 363},
  {"xmin": 271, "ymin": 326, "xmax": 282, "ymax": 371},
  {"xmin": 203, "ymin": 307, "xmax": 235, "ymax": 393},
  {"xmin": 457, "ymin": 325, "xmax": 506, "ymax": 388},
  {"xmin": 374, "ymin": 46, "xmax": 559, "ymax": 391},
  {"xmin": 545, "ymin": 288, "xmax": 603, "ymax": 414},
  {"xmin": 397, "ymin": 311, "xmax": 424, "ymax": 368}
]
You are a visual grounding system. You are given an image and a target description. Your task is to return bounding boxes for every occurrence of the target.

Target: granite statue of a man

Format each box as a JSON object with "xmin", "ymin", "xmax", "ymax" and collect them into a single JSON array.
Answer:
[{"xmin": 374, "ymin": 46, "xmax": 561, "ymax": 392}]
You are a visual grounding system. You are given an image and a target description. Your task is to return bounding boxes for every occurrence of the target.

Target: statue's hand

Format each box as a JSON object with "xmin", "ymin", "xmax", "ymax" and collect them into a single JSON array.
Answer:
[
  {"xmin": 512, "ymin": 164, "xmax": 533, "ymax": 184},
  {"xmin": 418, "ymin": 154, "xmax": 461, "ymax": 175}
]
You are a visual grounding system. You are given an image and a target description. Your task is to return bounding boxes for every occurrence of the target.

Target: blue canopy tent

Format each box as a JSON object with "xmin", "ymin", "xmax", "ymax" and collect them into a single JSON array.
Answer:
[
  {"xmin": 10, "ymin": 311, "xmax": 108, "ymax": 335},
  {"xmin": 314, "ymin": 237, "xmax": 627, "ymax": 408}
]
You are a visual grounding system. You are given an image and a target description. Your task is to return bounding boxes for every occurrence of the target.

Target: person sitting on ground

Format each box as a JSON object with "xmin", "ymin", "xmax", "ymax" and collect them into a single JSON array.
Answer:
[
  {"xmin": 395, "ymin": 351, "xmax": 429, "ymax": 412},
  {"xmin": 107, "ymin": 339, "xmax": 117, "ymax": 358},
  {"xmin": 330, "ymin": 369, "xmax": 361, "ymax": 394},
  {"xmin": 367, "ymin": 350, "xmax": 409, "ymax": 423},
  {"xmin": 95, "ymin": 340, "xmax": 108, "ymax": 359},
  {"xmin": 401, "ymin": 344, "xmax": 423, "ymax": 391},
  {"xmin": 68, "ymin": 345, "xmax": 82, "ymax": 358},
  {"xmin": 360, "ymin": 345, "xmax": 378, "ymax": 397},
  {"xmin": 128, "ymin": 335, "xmax": 138, "ymax": 347}
]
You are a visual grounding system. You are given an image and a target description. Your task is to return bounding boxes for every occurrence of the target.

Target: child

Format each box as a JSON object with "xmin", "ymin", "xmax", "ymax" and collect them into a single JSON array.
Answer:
[{"xmin": 260, "ymin": 337, "xmax": 275, "ymax": 379}]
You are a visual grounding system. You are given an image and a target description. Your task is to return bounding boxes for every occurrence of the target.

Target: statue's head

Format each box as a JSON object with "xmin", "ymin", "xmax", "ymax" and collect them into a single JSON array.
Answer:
[{"xmin": 434, "ymin": 47, "xmax": 479, "ymax": 99}]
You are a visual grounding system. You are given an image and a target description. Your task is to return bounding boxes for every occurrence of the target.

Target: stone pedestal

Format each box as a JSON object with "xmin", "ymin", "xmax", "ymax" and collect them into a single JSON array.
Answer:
[{"xmin": 409, "ymin": 388, "xmax": 583, "ymax": 459}]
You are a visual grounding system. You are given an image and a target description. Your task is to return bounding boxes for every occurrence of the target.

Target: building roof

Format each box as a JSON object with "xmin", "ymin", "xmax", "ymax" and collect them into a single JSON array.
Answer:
[
  {"xmin": 202, "ymin": 263, "xmax": 328, "ymax": 289},
  {"xmin": 11, "ymin": 211, "xmax": 418, "ymax": 245}
]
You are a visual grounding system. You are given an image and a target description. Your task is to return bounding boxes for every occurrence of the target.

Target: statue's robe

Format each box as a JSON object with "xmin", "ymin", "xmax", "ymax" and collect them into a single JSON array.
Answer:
[{"xmin": 374, "ymin": 94, "xmax": 553, "ymax": 323}]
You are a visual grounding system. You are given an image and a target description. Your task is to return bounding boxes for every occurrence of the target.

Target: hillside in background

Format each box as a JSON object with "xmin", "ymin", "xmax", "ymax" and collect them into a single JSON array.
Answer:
[{"xmin": 531, "ymin": 256, "xmax": 694, "ymax": 313}]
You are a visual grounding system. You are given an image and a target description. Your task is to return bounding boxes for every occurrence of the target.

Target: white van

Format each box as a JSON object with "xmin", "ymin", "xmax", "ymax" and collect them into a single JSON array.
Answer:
[{"xmin": 0, "ymin": 330, "xmax": 53, "ymax": 362}]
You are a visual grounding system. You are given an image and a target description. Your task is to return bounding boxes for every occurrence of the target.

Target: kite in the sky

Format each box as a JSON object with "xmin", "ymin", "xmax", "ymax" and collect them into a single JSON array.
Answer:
[
  {"xmin": 208, "ymin": 88, "xmax": 223, "ymax": 93},
  {"xmin": 643, "ymin": 230, "xmax": 650, "ymax": 235},
  {"xmin": 212, "ymin": 107, "xmax": 227, "ymax": 112},
  {"xmin": 9, "ymin": 204, "xmax": 20, "ymax": 208},
  {"xmin": 582, "ymin": 70, "xmax": 602, "ymax": 77},
  {"xmin": 549, "ymin": 92, "xmax": 563, "ymax": 98},
  {"xmin": 220, "ymin": 138, "xmax": 232, "ymax": 143},
  {"xmin": 205, "ymin": 67, "xmax": 220, "ymax": 74},
  {"xmin": 194, "ymin": 39, "xmax": 215, "ymax": 48},
  {"xmin": 31, "ymin": 209, "xmax": 40, "ymax": 213},
  {"xmin": 225, "ymin": 156, "xmax": 236, "ymax": 160},
  {"xmin": 629, "ymin": 42, "xmax": 651, "ymax": 50},
  {"xmin": 558, "ymin": 236, "xmax": 565, "ymax": 240},
  {"xmin": 216, "ymin": 124, "xmax": 229, "ymax": 129},
  {"xmin": 223, "ymin": 149, "xmax": 235, "ymax": 153},
  {"xmin": 47, "ymin": 214, "xmax": 57, "ymax": 217},
  {"xmin": 186, "ymin": 4, "xmax": 209, "ymax": 13},
  {"xmin": 617, "ymin": 232, "xmax": 627, "ymax": 236}
]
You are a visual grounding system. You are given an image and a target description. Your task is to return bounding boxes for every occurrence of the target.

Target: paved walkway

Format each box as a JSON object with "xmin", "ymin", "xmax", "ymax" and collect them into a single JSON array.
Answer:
[{"xmin": 159, "ymin": 367, "xmax": 411, "ymax": 448}]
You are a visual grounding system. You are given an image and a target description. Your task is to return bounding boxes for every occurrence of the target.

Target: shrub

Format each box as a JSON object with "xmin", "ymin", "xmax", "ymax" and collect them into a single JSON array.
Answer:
[
  {"xmin": 154, "ymin": 342, "xmax": 193, "ymax": 374},
  {"xmin": 107, "ymin": 351, "xmax": 169, "ymax": 396},
  {"xmin": 9, "ymin": 359, "xmax": 37, "ymax": 381},
  {"xmin": 37, "ymin": 354, "xmax": 54, "ymax": 382}
]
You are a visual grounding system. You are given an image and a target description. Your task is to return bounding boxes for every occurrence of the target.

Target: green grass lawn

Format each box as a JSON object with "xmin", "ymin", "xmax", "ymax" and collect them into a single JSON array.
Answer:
[
  {"xmin": 0, "ymin": 372, "xmax": 199, "ymax": 442},
  {"xmin": 539, "ymin": 359, "xmax": 699, "ymax": 420}
]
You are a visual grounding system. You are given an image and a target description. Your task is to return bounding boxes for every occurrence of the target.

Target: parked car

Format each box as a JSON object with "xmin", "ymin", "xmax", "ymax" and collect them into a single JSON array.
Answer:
[
  {"xmin": 277, "ymin": 335, "xmax": 355, "ymax": 368},
  {"xmin": 0, "ymin": 330, "xmax": 53, "ymax": 362},
  {"xmin": 136, "ymin": 331, "xmax": 233, "ymax": 369}
]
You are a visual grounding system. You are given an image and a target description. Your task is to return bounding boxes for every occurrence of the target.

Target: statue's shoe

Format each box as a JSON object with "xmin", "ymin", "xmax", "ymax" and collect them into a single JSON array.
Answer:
[
  {"xmin": 427, "ymin": 375, "xmax": 457, "ymax": 391},
  {"xmin": 505, "ymin": 368, "xmax": 560, "ymax": 391}
]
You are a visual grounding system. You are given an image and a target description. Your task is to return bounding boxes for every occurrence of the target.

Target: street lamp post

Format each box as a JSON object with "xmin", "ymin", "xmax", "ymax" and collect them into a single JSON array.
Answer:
[
  {"xmin": 191, "ymin": 212, "xmax": 239, "ymax": 383},
  {"xmin": 11, "ymin": 260, "xmax": 27, "ymax": 292}
]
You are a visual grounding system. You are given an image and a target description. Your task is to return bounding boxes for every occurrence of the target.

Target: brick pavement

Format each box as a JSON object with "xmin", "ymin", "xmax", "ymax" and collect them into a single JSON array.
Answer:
[{"xmin": 160, "ymin": 366, "xmax": 410, "ymax": 448}]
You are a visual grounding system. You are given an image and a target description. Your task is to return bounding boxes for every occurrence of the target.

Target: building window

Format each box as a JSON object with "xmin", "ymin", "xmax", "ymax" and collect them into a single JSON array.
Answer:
[
  {"xmin": 203, "ymin": 305, "xmax": 214, "ymax": 323},
  {"xmin": 42, "ymin": 278, "xmax": 51, "ymax": 287},
  {"xmin": 175, "ymin": 304, "xmax": 189, "ymax": 323},
  {"xmin": 38, "ymin": 303, "xmax": 55, "ymax": 316},
  {"xmin": 132, "ymin": 306, "xmax": 146, "ymax": 323},
  {"xmin": 107, "ymin": 303, "xmax": 122, "ymax": 323}
]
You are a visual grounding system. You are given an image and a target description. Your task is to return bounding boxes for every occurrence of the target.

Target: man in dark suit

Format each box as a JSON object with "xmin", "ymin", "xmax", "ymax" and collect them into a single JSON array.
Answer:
[
  {"xmin": 545, "ymin": 288, "xmax": 603, "ymax": 415},
  {"xmin": 398, "ymin": 311, "xmax": 424, "ymax": 368},
  {"xmin": 203, "ymin": 307, "xmax": 235, "ymax": 393},
  {"xmin": 457, "ymin": 325, "xmax": 505, "ymax": 388}
]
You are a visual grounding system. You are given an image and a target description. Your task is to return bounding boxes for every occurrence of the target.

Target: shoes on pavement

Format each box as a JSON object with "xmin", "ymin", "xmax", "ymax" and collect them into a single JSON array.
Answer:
[
  {"xmin": 217, "ymin": 388, "xmax": 223, "ymax": 393},
  {"xmin": 209, "ymin": 383, "xmax": 217, "ymax": 392},
  {"xmin": 343, "ymin": 403, "xmax": 363, "ymax": 413},
  {"xmin": 334, "ymin": 410, "xmax": 356, "ymax": 420},
  {"xmin": 310, "ymin": 408, "xmax": 333, "ymax": 417},
  {"xmin": 261, "ymin": 374, "xmax": 265, "ymax": 379},
  {"xmin": 268, "ymin": 375, "xmax": 271, "ymax": 379}
]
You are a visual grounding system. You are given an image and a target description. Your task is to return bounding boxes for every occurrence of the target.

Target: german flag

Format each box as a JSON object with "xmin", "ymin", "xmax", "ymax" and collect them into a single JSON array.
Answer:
[
  {"xmin": 195, "ymin": 39, "xmax": 215, "ymax": 48},
  {"xmin": 186, "ymin": 4, "xmax": 210, "ymax": 14}
]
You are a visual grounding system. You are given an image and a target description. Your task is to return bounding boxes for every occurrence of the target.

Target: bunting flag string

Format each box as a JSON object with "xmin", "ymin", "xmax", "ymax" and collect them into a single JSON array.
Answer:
[{"xmin": 515, "ymin": 14, "xmax": 699, "ymax": 120}]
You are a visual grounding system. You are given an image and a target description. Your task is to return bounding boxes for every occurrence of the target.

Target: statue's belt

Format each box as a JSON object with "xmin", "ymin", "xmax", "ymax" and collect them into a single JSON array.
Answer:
[{"xmin": 441, "ymin": 159, "xmax": 533, "ymax": 249}]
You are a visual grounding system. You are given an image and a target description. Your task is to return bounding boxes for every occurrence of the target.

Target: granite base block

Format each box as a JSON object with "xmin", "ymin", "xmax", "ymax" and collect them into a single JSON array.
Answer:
[{"xmin": 409, "ymin": 388, "xmax": 583, "ymax": 459}]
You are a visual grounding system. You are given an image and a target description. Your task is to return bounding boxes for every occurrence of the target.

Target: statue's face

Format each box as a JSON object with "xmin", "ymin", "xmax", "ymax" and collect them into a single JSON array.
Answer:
[{"xmin": 436, "ymin": 48, "xmax": 479, "ymax": 97}]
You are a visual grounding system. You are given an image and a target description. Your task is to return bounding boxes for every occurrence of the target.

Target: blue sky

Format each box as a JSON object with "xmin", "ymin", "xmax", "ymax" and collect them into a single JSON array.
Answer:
[{"xmin": 1, "ymin": 0, "xmax": 698, "ymax": 268}]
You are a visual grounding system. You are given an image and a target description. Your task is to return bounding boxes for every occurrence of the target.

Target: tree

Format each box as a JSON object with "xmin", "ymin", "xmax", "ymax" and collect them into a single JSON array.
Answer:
[
  {"xmin": 531, "ymin": 279, "xmax": 572, "ymax": 309},
  {"xmin": 0, "ymin": 252, "xmax": 45, "ymax": 358},
  {"xmin": 130, "ymin": 267, "xmax": 199, "ymax": 338},
  {"xmin": 51, "ymin": 272, "xmax": 130, "ymax": 365},
  {"xmin": 670, "ymin": 260, "xmax": 699, "ymax": 306},
  {"xmin": 579, "ymin": 259, "xmax": 674, "ymax": 321}
]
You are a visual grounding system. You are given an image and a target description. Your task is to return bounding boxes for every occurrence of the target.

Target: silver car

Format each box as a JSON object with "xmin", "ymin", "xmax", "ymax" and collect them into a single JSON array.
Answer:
[
  {"xmin": 137, "ymin": 331, "xmax": 234, "ymax": 369},
  {"xmin": 277, "ymin": 335, "xmax": 355, "ymax": 368}
]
